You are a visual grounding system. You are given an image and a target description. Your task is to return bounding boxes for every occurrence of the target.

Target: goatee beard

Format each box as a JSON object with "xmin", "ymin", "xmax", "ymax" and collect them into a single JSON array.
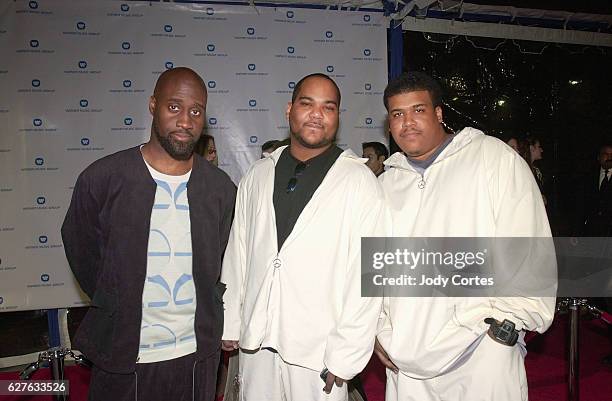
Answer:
[
  {"xmin": 291, "ymin": 130, "xmax": 336, "ymax": 150},
  {"xmin": 153, "ymin": 121, "xmax": 196, "ymax": 161}
]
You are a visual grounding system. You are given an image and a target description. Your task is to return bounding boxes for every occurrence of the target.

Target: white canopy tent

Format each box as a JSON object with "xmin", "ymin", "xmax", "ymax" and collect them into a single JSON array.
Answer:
[{"xmin": 200, "ymin": 0, "xmax": 612, "ymax": 46}]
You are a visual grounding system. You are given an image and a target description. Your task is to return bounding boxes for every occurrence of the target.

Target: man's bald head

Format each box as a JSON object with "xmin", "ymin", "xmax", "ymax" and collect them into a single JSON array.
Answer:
[{"xmin": 153, "ymin": 67, "xmax": 207, "ymax": 98}]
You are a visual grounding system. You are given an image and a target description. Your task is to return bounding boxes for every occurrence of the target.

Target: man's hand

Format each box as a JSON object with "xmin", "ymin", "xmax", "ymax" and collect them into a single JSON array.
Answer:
[
  {"xmin": 323, "ymin": 371, "xmax": 345, "ymax": 394},
  {"xmin": 221, "ymin": 340, "xmax": 239, "ymax": 352},
  {"xmin": 374, "ymin": 338, "xmax": 398, "ymax": 374}
]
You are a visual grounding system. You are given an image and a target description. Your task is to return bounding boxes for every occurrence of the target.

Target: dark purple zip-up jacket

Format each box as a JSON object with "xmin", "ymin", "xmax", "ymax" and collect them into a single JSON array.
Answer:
[{"xmin": 61, "ymin": 146, "xmax": 236, "ymax": 373}]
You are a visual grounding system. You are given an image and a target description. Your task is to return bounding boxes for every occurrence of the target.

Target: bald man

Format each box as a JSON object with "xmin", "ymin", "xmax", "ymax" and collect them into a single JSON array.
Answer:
[{"xmin": 62, "ymin": 67, "xmax": 236, "ymax": 401}]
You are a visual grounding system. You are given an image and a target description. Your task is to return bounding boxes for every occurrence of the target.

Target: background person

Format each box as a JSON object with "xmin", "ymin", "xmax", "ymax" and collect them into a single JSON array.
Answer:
[
  {"xmin": 523, "ymin": 136, "xmax": 545, "ymax": 194},
  {"xmin": 260, "ymin": 139, "xmax": 281, "ymax": 158},
  {"xmin": 195, "ymin": 133, "xmax": 218, "ymax": 166},
  {"xmin": 362, "ymin": 141, "xmax": 389, "ymax": 177},
  {"xmin": 506, "ymin": 136, "xmax": 520, "ymax": 152}
]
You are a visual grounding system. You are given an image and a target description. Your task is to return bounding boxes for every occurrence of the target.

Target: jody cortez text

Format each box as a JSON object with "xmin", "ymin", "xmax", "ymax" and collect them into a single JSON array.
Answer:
[{"xmin": 372, "ymin": 274, "xmax": 494, "ymax": 287}]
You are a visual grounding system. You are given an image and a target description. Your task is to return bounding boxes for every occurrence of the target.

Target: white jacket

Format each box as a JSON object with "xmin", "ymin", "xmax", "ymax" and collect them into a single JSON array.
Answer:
[
  {"xmin": 221, "ymin": 146, "xmax": 386, "ymax": 380},
  {"xmin": 377, "ymin": 127, "xmax": 556, "ymax": 379}
]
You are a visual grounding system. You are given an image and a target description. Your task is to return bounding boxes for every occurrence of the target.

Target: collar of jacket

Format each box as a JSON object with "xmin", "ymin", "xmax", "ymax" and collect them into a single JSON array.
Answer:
[
  {"xmin": 384, "ymin": 127, "xmax": 484, "ymax": 173},
  {"xmin": 133, "ymin": 144, "xmax": 209, "ymax": 186},
  {"xmin": 264, "ymin": 144, "xmax": 367, "ymax": 165}
]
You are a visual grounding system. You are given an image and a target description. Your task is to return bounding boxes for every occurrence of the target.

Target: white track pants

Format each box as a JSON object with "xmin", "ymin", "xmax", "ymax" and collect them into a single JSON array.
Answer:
[
  {"xmin": 386, "ymin": 335, "xmax": 528, "ymax": 401},
  {"xmin": 239, "ymin": 348, "xmax": 348, "ymax": 401}
]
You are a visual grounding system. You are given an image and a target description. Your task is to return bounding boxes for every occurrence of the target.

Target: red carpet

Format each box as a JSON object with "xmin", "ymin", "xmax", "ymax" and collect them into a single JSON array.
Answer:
[
  {"xmin": 521, "ymin": 315, "xmax": 612, "ymax": 401},
  {"xmin": 1, "ymin": 314, "xmax": 610, "ymax": 401}
]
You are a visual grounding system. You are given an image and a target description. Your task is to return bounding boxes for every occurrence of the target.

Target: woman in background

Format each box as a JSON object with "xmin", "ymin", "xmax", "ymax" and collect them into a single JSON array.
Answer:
[
  {"xmin": 506, "ymin": 136, "xmax": 520, "ymax": 152},
  {"xmin": 524, "ymin": 137, "xmax": 544, "ymax": 193},
  {"xmin": 519, "ymin": 136, "xmax": 547, "ymax": 206},
  {"xmin": 195, "ymin": 134, "xmax": 218, "ymax": 166}
]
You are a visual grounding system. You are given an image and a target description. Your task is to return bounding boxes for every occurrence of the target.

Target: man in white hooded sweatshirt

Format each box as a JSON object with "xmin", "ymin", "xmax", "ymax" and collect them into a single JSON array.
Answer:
[
  {"xmin": 374, "ymin": 71, "xmax": 556, "ymax": 401},
  {"xmin": 221, "ymin": 73, "xmax": 386, "ymax": 401}
]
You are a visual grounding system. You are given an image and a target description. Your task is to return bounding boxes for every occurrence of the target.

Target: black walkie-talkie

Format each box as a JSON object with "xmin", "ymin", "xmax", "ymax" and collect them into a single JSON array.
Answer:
[{"xmin": 484, "ymin": 318, "xmax": 519, "ymax": 346}]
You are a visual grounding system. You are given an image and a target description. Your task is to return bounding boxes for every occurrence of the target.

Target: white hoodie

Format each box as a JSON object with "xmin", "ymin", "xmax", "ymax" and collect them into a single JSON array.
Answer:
[
  {"xmin": 222, "ymin": 146, "xmax": 387, "ymax": 380},
  {"xmin": 377, "ymin": 128, "xmax": 556, "ymax": 379}
]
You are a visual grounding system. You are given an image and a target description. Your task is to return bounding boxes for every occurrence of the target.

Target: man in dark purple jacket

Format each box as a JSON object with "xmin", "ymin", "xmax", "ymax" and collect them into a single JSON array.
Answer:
[{"xmin": 62, "ymin": 67, "xmax": 236, "ymax": 401}]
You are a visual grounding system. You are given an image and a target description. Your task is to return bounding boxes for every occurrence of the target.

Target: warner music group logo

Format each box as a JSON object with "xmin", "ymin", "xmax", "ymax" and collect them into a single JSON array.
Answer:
[
  {"xmin": 17, "ymin": 78, "xmax": 55, "ymax": 94},
  {"xmin": 234, "ymin": 27, "xmax": 268, "ymax": 41},
  {"xmin": 110, "ymin": 116, "xmax": 146, "ymax": 134},
  {"xmin": 275, "ymin": 81, "xmax": 296, "ymax": 95},
  {"xmin": 25, "ymin": 234, "xmax": 62, "ymax": 248},
  {"xmin": 62, "ymin": 20, "xmax": 101, "ymax": 36},
  {"xmin": 151, "ymin": 61, "xmax": 177, "ymax": 75},
  {"xmin": 193, "ymin": 7, "xmax": 228, "ymax": 21},
  {"xmin": 63, "ymin": 60, "xmax": 101, "ymax": 75},
  {"xmin": 237, "ymin": 99, "xmax": 269, "ymax": 113},
  {"xmin": 108, "ymin": 41, "xmax": 144, "ymax": 56},
  {"xmin": 151, "ymin": 24, "xmax": 186, "ymax": 38},
  {"xmin": 353, "ymin": 48, "xmax": 382, "ymax": 62},
  {"xmin": 352, "ymin": 14, "xmax": 381, "ymax": 27},
  {"xmin": 314, "ymin": 30, "xmax": 345, "ymax": 44},
  {"xmin": 109, "ymin": 79, "xmax": 145, "ymax": 94},
  {"xmin": 236, "ymin": 63, "xmax": 269, "ymax": 77},
  {"xmin": 206, "ymin": 116, "xmax": 229, "ymax": 132},
  {"xmin": 25, "ymin": 269, "xmax": 66, "ymax": 288},
  {"xmin": 274, "ymin": 9, "xmax": 306, "ymax": 24},
  {"xmin": 194, "ymin": 43, "xmax": 227, "ymax": 58},
  {"xmin": 242, "ymin": 135, "xmax": 262, "ymax": 148},
  {"xmin": 324, "ymin": 65, "xmax": 346, "ymax": 79},
  {"xmin": 353, "ymin": 82, "xmax": 383, "ymax": 96},
  {"xmin": 19, "ymin": 118, "xmax": 57, "ymax": 134},
  {"xmin": 0, "ymin": 254, "xmax": 15, "ymax": 266},
  {"xmin": 66, "ymin": 137, "xmax": 105, "ymax": 152},
  {"xmin": 20, "ymin": 156, "xmax": 59, "ymax": 172},
  {"xmin": 205, "ymin": 80, "xmax": 229, "ymax": 95},
  {"xmin": 65, "ymin": 98, "xmax": 103, "ymax": 113},
  {"xmin": 107, "ymin": 3, "xmax": 143, "ymax": 17},
  {"xmin": 355, "ymin": 116, "xmax": 383, "ymax": 130},
  {"xmin": 274, "ymin": 45, "xmax": 306, "ymax": 60},
  {"xmin": 22, "ymin": 195, "xmax": 60, "ymax": 211},
  {"xmin": 16, "ymin": 38, "xmax": 55, "ymax": 54},
  {"xmin": 0, "ymin": 294, "xmax": 16, "ymax": 310},
  {"xmin": 16, "ymin": 1, "xmax": 53, "ymax": 15}
]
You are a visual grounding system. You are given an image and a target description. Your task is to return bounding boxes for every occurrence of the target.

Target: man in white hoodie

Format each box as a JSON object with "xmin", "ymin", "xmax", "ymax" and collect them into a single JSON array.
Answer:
[
  {"xmin": 221, "ymin": 73, "xmax": 386, "ymax": 401},
  {"xmin": 375, "ymin": 71, "xmax": 556, "ymax": 401}
]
